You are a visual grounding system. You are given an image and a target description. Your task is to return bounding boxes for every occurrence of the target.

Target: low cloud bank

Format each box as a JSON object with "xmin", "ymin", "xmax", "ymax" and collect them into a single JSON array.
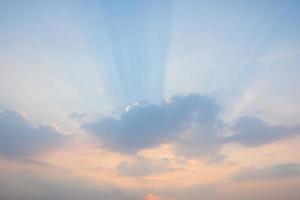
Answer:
[{"xmin": 0, "ymin": 109, "xmax": 64, "ymax": 156}]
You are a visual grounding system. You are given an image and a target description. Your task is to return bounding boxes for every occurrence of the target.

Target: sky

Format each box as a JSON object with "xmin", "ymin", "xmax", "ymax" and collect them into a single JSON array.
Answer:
[{"xmin": 0, "ymin": 0, "xmax": 300, "ymax": 199}]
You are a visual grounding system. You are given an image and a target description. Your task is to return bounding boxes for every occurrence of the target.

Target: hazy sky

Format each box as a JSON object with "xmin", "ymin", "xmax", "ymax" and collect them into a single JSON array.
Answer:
[{"xmin": 1, "ymin": 0, "xmax": 300, "ymax": 200}]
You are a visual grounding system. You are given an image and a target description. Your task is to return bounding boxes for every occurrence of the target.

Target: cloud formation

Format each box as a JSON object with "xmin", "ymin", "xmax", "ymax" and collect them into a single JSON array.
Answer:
[
  {"xmin": 227, "ymin": 117, "xmax": 300, "ymax": 146},
  {"xmin": 0, "ymin": 171, "xmax": 141, "ymax": 200},
  {"xmin": 83, "ymin": 93, "xmax": 300, "ymax": 157},
  {"xmin": 234, "ymin": 163, "xmax": 300, "ymax": 181},
  {"xmin": 0, "ymin": 110, "xmax": 64, "ymax": 156},
  {"xmin": 83, "ymin": 94, "xmax": 221, "ymax": 154},
  {"xmin": 69, "ymin": 112, "xmax": 87, "ymax": 121},
  {"xmin": 117, "ymin": 157, "xmax": 173, "ymax": 177}
]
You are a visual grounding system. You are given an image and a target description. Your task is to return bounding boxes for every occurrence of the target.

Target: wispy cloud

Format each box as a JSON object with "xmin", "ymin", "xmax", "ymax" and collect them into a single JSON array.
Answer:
[
  {"xmin": 0, "ymin": 171, "xmax": 142, "ymax": 200},
  {"xmin": 69, "ymin": 112, "xmax": 87, "ymax": 121},
  {"xmin": 226, "ymin": 116, "xmax": 300, "ymax": 146},
  {"xmin": 234, "ymin": 163, "xmax": 300, "ymax": 181},
  {"xmin": 117, "ymin": 157, "xmax": 173, "ymax": 177}
]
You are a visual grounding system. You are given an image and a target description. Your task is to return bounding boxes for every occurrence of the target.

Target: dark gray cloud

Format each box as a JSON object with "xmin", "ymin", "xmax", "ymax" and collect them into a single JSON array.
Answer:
[
  {"xmin": 83, "ymin": 94, "xmax": 221, "ymax": 154},
  {"xmin": 0, "ymin": 109, "xmax": 64, "ymax": 156},
  {"xmin": 234, "ymin": 163, "xmax": 300, "ymax": 181},
  {"xmin": 117, "ymin": 157, "xmax": 173, "ymax": 177},
  {"xmin": 226, "ymin": 117, "xmax": 300, "ymax": 146}
]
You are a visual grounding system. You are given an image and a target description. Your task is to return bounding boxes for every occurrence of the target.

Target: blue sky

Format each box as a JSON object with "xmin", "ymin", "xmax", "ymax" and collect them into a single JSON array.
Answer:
[
  {"xmin": 0, "ymin": 1, "xmax": 300, "ymax": 200},
  {"xmin": 1, "ymin": 0, "xmax": 300, "ymax": 127},
  {"xmin": 1, "ymin": 0, "xmax": 300, "ymax": 117}
]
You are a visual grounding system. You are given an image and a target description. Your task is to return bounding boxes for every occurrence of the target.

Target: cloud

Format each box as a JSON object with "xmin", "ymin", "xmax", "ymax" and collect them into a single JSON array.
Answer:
[
  {"xmin": 83, "ymin": 94, "xmax": 221, "ymax": 154},
  {"xmin": 154, "ymin": 184, "xmax": 217, "ymax": 200},
  {"xmin": 144, "ymin": 192, "xmax": 169, "ymax": 200},
  {"xmin": 117, "ymin": 157, "xmax": 173, "ymax": 177},
  {"xmin": 69, "ymin": 112, "xmax": 87, "ymax": 121},
  {"xmin": 9, "ymin": 156, "xmax": 55, "ymax": 168},
  {"xmin": 83, "ymin": 93, "xmax": 300, "ymax": 158},
  {"xmin": 0, "ymin": 171, "xmax": 141, "ymax": 200},
  {"xmin": 0, "ymin": 109, "xmax": 64, "ymax": 156},
  {"xmin": 174, "ymin": 125, "xmax": 224, "ymax": 159},
  {"xmin": 226, "ymin": 117, "xmax": 300, "ymax": 146},
  {"xmin": 234, "ymin": 163, "xmax": 300, "ymax": 181}
]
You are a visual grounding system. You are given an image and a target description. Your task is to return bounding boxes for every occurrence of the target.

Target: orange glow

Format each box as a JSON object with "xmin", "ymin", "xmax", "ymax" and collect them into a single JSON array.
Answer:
[{"xmin": 144, "ymin": 192, "xmax": 165, "ymax": 200}]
